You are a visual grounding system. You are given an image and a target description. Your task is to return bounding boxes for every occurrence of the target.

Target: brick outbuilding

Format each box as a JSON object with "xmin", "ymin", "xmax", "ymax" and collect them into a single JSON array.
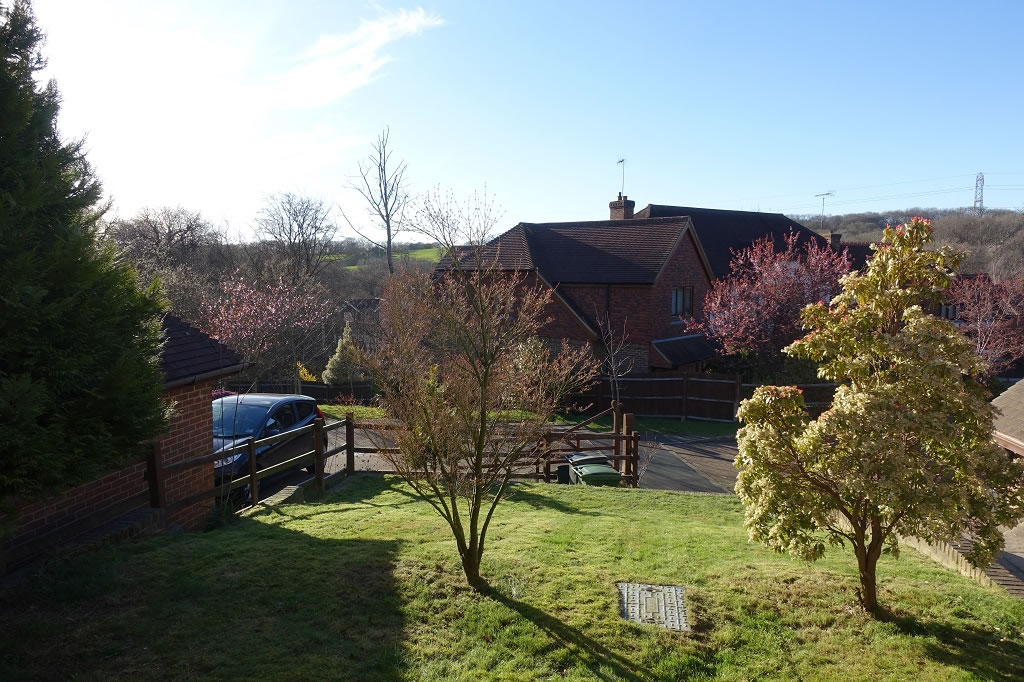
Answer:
[{"xmin": 1, "ymin": 314, "xmax": 243, "ymax": 572}]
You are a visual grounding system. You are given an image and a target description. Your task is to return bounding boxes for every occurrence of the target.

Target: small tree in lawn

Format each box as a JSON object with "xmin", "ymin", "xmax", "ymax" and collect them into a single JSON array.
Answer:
[
  {"xmin": 736, "ymin": 218, "xmax": 1024, "ymax": 613},
  {"xmin": 947, "ymin": 274, "xmax": 1024, "ymax": 380},
  {"xmin": 690, "ymin": 232, "xmax": 850, "ymax": 376},
  {"xmin": 364, "ymin": 189, "xmax": 598, "ymax": 590},
  {"xmin": 594, "ymin": 309, "xmax": 634, "ymax": 405}
]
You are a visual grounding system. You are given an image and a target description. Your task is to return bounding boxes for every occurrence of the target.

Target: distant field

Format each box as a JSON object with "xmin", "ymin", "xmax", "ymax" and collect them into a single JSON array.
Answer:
[
  {"xmin": 404, "ymin": 246, "xmax": 441, "ymax": 262},
  {"xmin": 336, "ymin": 246, "xmax": 442, "ymax": 271}
]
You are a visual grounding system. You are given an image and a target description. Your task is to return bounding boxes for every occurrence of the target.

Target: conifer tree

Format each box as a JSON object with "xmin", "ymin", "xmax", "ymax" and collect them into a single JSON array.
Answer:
[
  {"xmin": 0, "ymin": 1, "xmax": 167, "ymax": 510},
  {"xmin": 322, "ymin": 322, "xmax": 361, "ymax": 394}
]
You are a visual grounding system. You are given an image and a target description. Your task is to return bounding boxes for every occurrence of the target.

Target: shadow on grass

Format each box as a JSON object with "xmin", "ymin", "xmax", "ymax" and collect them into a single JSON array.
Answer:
[
  {"xmin": 503, "ymin": 482, "xmax": 601, "ymax": 516},
  {"xmin": 0, "ymin": 515, "xmax": 405, "ymax": 681},
  {"xmin": 486, "ymin": 589, "xmax": 641, "ymax": 680},
  {"xmin": 884, "ymin": 610, "xmax": 1024, "ymax": 680}
]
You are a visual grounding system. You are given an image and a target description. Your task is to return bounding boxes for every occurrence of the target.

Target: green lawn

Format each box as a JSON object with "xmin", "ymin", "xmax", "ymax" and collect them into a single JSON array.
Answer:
[
  {"xmin": 2, "ymin": 476, "xmax": 1022, "ymax": 680},
  {"xmin": 321, "ymin": 403, "xmax": 387, "ymax": 420},
  {"xmin": 322, "ymin": 405, "xmax": 739, "ymax": 439}
]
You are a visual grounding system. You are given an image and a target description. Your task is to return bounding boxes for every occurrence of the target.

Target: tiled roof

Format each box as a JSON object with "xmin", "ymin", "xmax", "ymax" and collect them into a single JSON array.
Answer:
[
  {"xmin": 652, "ymin": 334, "xmax": 720, "ymax": 367},
  {"xmin": 161, "ymin": 314, "xmax": 244, "ymax": 388},
  {"xmin": 840, "ymin": 241, "xmax": 874, "ymax": 270},
  {"xmin": 993, "ymin": 380, "xmax": 1024, "ymax": 454},
  {"xmin": 635, "ymin": 205, "xmax": 836, "ymax": 278},
  {"xmin": 439, "ymin": 218, "xmax": 693, "ymax": 285}
]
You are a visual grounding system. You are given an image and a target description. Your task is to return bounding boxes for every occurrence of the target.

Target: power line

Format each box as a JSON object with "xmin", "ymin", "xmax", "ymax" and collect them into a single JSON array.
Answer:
[
  {"xmin": 727, "ymin": 173, "xmax": 976, "ymax": 206},
  {"xmin": 774, "ymin": 186, "xmax": 975, "ymax": 213}
]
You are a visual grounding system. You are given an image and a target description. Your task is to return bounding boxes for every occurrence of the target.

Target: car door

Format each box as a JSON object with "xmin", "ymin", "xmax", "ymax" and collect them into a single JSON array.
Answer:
[{"xmin": 258, "ymin": 402, "xmax": 304, "ymax": 470}]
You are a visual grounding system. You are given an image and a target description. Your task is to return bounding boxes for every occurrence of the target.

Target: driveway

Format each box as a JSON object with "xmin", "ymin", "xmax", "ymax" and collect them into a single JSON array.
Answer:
[
  {"xmin": 260, "ymin": 425, "xmax": 739, "ymax": 498},
  {"xmin": 639, "ymin": 437, "xmax": 738, "ymax": 494}
]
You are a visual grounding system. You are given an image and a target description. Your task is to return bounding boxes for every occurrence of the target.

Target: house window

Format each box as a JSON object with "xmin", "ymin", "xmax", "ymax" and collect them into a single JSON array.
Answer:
[{"xmin": 672, "ymin": 287, "xmax": 693, "ymax": 318}]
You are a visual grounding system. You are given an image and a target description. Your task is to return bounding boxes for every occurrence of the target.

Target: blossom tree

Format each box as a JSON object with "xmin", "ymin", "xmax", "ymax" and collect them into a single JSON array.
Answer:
[
  {"xmin": 364, "ymin": 190, "xmax": 598, "ymax": 590},
  {"xmin": 947, "ymin": 274, "xmax": 1024, "ymax": 379},
  {"xmin": 690, "ymin": 232, "xmax": 850, "ymax": 370},
  {"xmin": 200, "ymin": 274, "xmax": 334, "ymax": 387},
  {"xmin": 736, "ymin": 218, "xmax": 1024, "ymax": 613}
]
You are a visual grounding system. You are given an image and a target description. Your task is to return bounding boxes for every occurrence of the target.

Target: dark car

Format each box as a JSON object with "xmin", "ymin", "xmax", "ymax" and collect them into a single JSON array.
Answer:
[{"xmin": 213, "ymin": 394, "xmax": 326, "ymax": 480}]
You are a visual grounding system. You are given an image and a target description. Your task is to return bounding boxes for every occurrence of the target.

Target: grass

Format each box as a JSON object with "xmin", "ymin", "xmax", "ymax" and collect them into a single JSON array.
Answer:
[
  {"xmin": 322, "ymin": 404, "xmax": 740, "ymax": 439},
  {"xmin": 404, "ymin": 246, "xmax": 442, "ymax": 262},
  {"xmin": 321, "ymin": 403, "xmax": 386, "ymax": 420},
  {"xmin": 563, "ymin": 415, "xmax": 740, "ymax": 439},
  {"xmin": 2, "ymin": 476, "xmax": 1022, "ymax": 680}
]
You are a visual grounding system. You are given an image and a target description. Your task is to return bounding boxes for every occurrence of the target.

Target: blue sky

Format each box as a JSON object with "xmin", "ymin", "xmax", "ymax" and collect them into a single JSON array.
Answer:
[{"xmin": 35, "ymin": 0, "xmax": 1024, "ymax": 239}]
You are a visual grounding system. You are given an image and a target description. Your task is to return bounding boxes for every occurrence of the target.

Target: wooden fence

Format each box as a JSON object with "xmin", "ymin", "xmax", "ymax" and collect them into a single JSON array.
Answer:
[
  {"xmin": 222, "ymin": 381, "xmax": 375, "ymax": 404},
  {"xmin": 143, "ymin": 408, "xmax": 643, "ymax": 516},
  {"xmin": 568, "ymin": 374, "xmax": 837, "ymax": 422},
  {"xmin": 540, "ymin": 403, "xmax": 640, "ymax": 486},
  {"xmin": 147, "ymin": 416, "xmax": 353, "ymax": 513}
]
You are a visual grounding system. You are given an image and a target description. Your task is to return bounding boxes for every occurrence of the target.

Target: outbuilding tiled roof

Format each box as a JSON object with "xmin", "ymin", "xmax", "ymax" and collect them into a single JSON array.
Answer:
[
  {"xmin": 161, "ymin": 314, "xmax": 244, "ymax": 389},
  {"xmin": 634, "ymin": 205, "xmax": 836, "ymax": 277},
  {"xmin": 993, "ymin": 380, "xmax": 1024, "ymax": 455},
  {"xmin": 439, "ymin": 217, "xmax": 696, "ymax": 285}
]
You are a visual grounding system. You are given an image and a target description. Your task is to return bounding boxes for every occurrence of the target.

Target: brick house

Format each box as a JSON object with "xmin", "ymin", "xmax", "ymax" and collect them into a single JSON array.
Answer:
[
  {"xmin": 442, "ymin": 194, "xmax": 862, "ymax": 372},
  {"xmin": 443, "ymin": 204, "xmax": 714, "ymax": 372},
  {"xmin": 1, "ymin": 314, "xmax": 243, "ymax": 573}
]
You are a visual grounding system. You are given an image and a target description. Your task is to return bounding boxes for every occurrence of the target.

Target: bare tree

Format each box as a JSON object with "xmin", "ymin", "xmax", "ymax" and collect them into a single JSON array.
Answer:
[
  {"xmin": 104, "ymin": 206, "xmax": 218, "ymax": 275},
  {"xmin": 253, "ymin": 193, "xmax": 336, "ymax": 284},
  {"xmin": 342, "ymin": 127, "xmax": 409, "ymax": 274},
  {"xmin": 594, "ymin": 310, "xmax": 635, "ymax": 404},
  {"xmin": 364, "ymin": 191, "xmax": 597, "ymax": 590}
]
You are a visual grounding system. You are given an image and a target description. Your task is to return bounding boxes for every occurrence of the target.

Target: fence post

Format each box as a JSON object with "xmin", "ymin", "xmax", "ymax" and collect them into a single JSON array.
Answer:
[
  {"xmin": 146, "ymin": 441, "xmax": 166, "ymax": 509},
  {"xmin": 345, "ymin": 412, "xmax": 355, "ymax": 475},
  {"xmin": 612, "ymin": 401, "xmax": 622, "ymax": 472},
  {"xmin": 732, "ymin": 375, "xmax": 743, "ymax": 420},
  {"xmin": 626, "ymin": 432, "xmax": 634, "ymax": 485},
  {"xmin": 681, "ymin": 374, "xmax": 689, "ymax": 421},
  {"xmin": 313, "ymin": 417, "xmax": 325, "ymax": 495},
  {"xmin": 623, "ymin": 413, "xmax": 635, "ymax": 483},
  {"xmin": 247, "ymin": 437, "xmax": 259, "ymax": 506}
]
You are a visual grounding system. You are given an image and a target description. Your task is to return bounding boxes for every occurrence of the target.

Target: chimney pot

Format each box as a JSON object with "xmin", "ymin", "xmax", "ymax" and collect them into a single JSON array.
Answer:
[{"xmin": 609, "ymin": 194, "xmax": 635, "ymax": 220}]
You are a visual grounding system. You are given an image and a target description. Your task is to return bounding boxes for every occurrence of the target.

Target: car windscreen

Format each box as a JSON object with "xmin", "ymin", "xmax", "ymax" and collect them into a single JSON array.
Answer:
[{"xmin": 212, "ymin": 401, "xmax": 269, "ymax": 437}]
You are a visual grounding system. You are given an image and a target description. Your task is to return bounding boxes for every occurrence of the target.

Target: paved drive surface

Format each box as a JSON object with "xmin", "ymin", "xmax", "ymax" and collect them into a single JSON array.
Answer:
[{"xmin": 640, "ymin": 437, "xmax": 738, "ymax": 494}]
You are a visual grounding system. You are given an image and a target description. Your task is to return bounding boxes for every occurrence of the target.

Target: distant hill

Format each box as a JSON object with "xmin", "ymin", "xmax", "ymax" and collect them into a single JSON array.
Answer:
[{"xmin": 788, "ymin": 208, "xmax": 1024, "ymax": 278}]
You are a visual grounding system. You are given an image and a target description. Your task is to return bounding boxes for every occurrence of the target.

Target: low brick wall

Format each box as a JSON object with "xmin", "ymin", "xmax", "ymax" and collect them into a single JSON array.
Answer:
[{"xmin": 2, "ymin": 381, "xmax": 216, "ymax": 572}]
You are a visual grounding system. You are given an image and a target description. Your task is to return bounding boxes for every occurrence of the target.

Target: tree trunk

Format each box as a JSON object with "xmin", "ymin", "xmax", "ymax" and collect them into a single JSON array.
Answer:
[
  {"xmin": 854, "ymin": 518, "xmax": 885, "ymax": 613},
  {"xmin": 460, "ymin": 549, "xmax": 487, "ymax": 591},
  {"xmin": 856, "ymin": 548, "xmax": 879, "ymax": 612}
]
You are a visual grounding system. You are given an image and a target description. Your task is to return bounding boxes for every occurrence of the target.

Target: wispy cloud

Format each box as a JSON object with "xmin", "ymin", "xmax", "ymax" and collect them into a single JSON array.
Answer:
[{"xmin": 267, "ymin": 7, "xmax": 443, "ymax": 109}]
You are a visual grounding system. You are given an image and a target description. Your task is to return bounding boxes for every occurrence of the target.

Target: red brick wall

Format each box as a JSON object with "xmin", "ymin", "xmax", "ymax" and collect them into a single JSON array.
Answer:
[
  {"xmin": 649, "ymin": 230, "xmax": 712, "ymax": 341},
  {"xmin": 531, "ymin": 229, "xmax": 712, "ymax": 372},
  {"xmin": 159, "ymin": 382, "xmax": 215, "ymax": 529},
  {"xmin": 2, "ymin": 381, "xmax": 216, "ymax": 567}
]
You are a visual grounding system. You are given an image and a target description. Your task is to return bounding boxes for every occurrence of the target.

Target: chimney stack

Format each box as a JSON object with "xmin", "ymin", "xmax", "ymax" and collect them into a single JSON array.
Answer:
[
  {"xmin": 609, "ymin": 193, "xmax": 635, "ymax": 220},
  {"xmin": 830, "ymin": 232, "xmax": 842, "ymax": 249}
]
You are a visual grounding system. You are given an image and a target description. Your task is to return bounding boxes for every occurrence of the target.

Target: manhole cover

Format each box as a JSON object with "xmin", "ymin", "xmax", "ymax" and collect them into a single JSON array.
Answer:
[{"xmin": 616, "ymin": 582, "xmax": 689, "ymax": 631}]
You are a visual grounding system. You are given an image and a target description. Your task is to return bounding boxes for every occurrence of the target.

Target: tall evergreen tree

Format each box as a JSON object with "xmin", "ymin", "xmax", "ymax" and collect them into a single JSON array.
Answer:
[{"xmin": 0, "ymin": 1, "xmax": 167, "ymax": 513}]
